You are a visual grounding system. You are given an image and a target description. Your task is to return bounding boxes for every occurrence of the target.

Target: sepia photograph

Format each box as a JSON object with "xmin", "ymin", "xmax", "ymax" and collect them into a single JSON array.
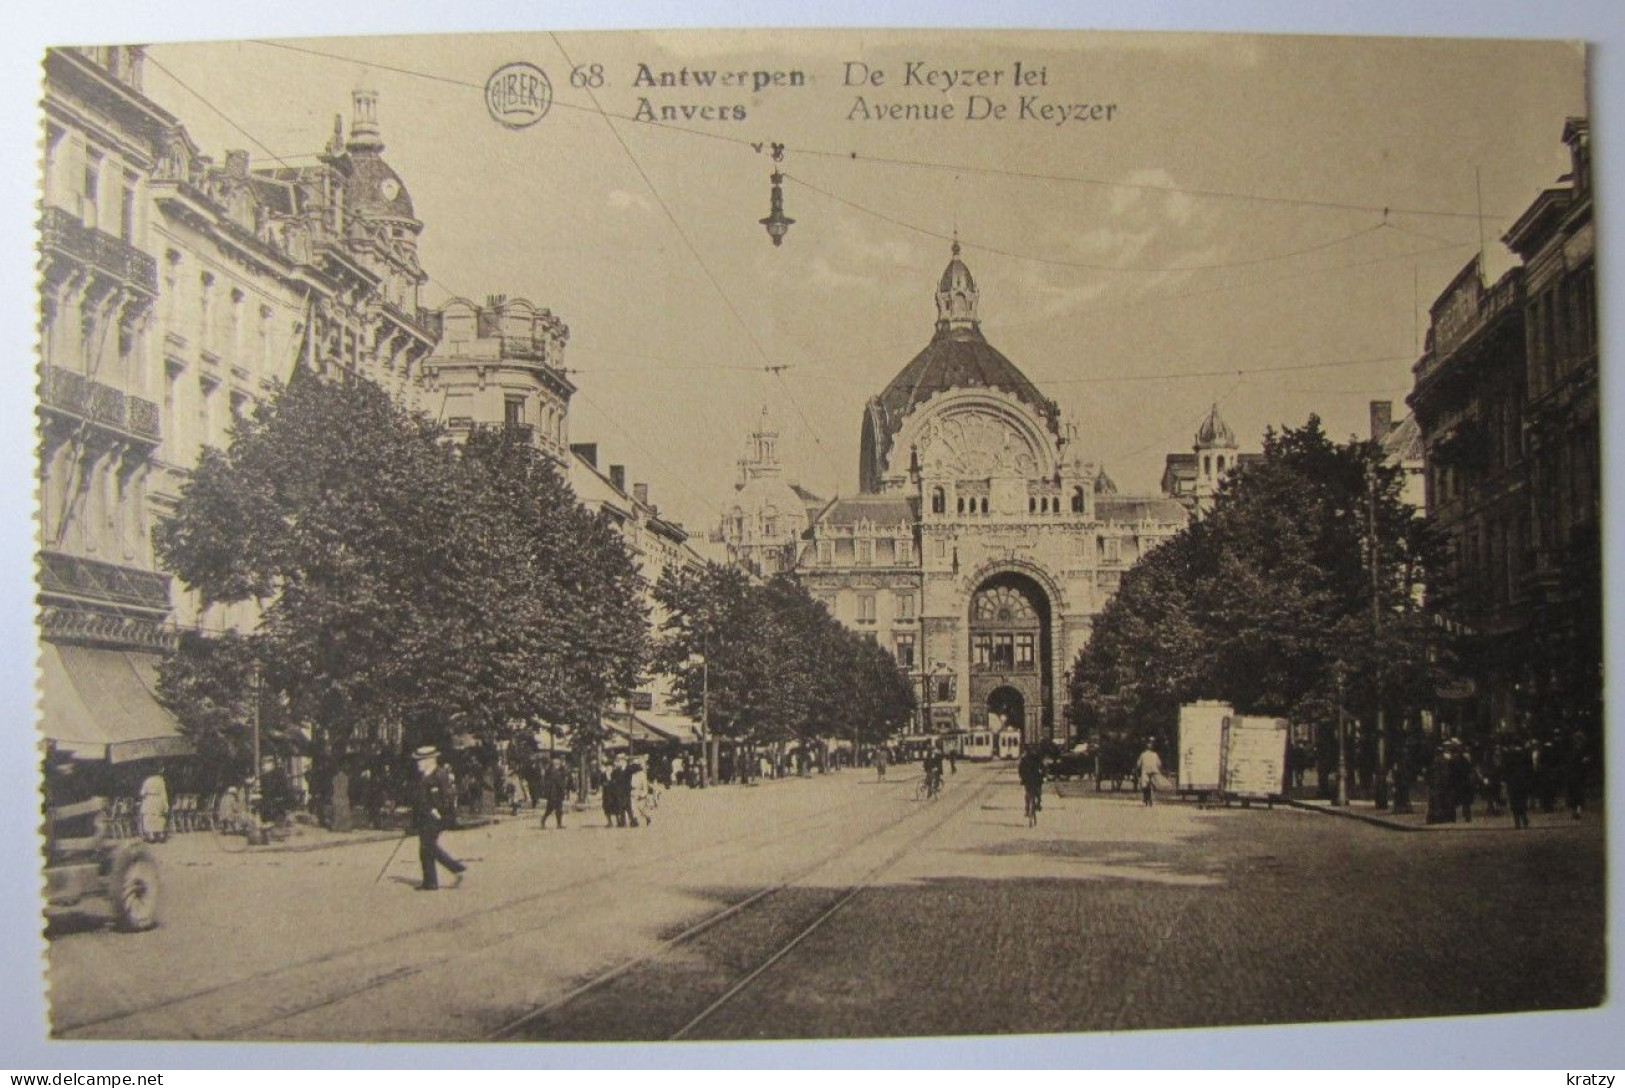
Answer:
[{"xmin": 15, "ymin": 11, "xmax": 1615, "ymax": 1061}]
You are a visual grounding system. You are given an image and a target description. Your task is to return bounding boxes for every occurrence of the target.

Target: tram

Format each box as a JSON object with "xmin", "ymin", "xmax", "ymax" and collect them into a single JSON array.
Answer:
[
  {"xmin": 994, "ymin": 729, "xmax": 1023, "ymax": 760},
  {"xmin": 899, "ymin": 736, "xmax": 937, "ymax": 763},
  {"xmin": 959, "ymin": 730, "xmax": 994, "ymax": 761}
]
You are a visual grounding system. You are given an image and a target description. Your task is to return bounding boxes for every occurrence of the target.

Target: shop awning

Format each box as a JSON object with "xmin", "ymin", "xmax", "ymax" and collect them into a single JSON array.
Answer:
[
  {"xmin": 634, "ymin": 710, "xmax": 704, "ymax": 745},
  {"xmin": 39, "ymin": 643, "xmax": 193, "ymax": 763},
  {"xmin": 601, "ymin": 709, "xmax": 703, "ymax": 747}
]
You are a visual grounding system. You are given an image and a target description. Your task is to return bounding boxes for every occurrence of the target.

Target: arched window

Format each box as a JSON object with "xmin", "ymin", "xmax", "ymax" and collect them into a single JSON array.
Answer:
[
  {"xmin": 1071, "ymin": 487, "xmax": 1085, "ymax": 513},
  {"xmin": 1029, "ymin": 496, "xmax": 1037, "ymax": 514},
  {"xmin": 1203, "ymin": 454, "xmax": 1212, "ymax": 476},
  {"xmin": 957, "ymin": 496, "xmax": 965, "ymax": 515},
  {"xmin": 981, "ymin": 497, "xmax": 989, "ymax": 514},
  {"xmin": 1217, "ymin": 455, "xmax": 1225, "ymax": 472},
  {"xmin": 932, "ymin": 487, "xmax": 945, "ymax": 514}
]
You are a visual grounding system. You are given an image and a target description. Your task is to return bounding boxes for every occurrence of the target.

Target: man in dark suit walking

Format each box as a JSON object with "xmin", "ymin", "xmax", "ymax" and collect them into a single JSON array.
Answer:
[
  {"xmin": 413, "ymin": 745, "xmax": 467, "ymax": 891},
  {"xmin": 540, "ymin": 756, "xmax": 568, "ymax": 830}
]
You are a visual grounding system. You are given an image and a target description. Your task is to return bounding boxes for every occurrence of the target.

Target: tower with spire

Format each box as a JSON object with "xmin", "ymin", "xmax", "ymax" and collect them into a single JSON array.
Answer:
[
  {"xmin": 935, "ymin": 239, "xmax": 980, "ymax": 333},
  {"xmin": 1161, "ymin": 403, "xmax": 1259, "ymax": 514},
  {"xmin": 713, "ymin": 404, "xmax": 824, "ymax": 576}
]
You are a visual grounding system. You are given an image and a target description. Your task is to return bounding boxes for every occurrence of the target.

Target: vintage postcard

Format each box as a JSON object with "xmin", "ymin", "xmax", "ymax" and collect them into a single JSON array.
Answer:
[{"xmin": 32, "ymin": 27, "xmax": 1601, "ymax": 1045}]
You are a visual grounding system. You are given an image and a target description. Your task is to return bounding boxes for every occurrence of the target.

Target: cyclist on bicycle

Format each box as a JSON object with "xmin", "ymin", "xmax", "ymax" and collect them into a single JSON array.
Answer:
[
  {"xmin": 1018, "ymin": 745, "xmax": 1045, "ymax": 827},
  {"xmin": 923, "ymin": 749, "xmax": 944, "ymax": 797}
]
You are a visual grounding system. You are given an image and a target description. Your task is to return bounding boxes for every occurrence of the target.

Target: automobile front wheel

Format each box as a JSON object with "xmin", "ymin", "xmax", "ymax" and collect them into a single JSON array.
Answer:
[{"xmin": 113, "ymin": 849, "xmax": 160, "ymax": 932}]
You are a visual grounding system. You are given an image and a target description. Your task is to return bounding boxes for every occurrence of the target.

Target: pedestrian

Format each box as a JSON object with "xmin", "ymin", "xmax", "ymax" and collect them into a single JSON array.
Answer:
[
  {"xmin": 1503, "ymin": 738, "xmax": 1536, "ymax": 830},
  {"xmin": 1447, "ymin": 740, "xmax": 1477, "ymax": 822},
  {"xmin": 874, "ymin": 746, "xmax": 888, "ymax": 780},
  {"xmin": 947, "ymin": 748, "xmax": 958, "ymax": 775},
  {"xmin": 1562, "ymin": 729, "xmax": 1590, "ymax": 820},
  {"xmin": 1480, "ymin": 740, "xmax": 1503, "ymax": 817},
  {"xmin": 412, "ymin": 745, "xmax": 466, "ymax": 891},
  {"xmin": 138, "ymin": 764, "xmax": 170, "ymax": 843},
  {"xmin": 523, "ymin": 748, "xmax": 544, "ymax": 811},
  {"xmin": 540, "ymin": 757, "xmax": 568, "ymax": 829},
  {"xmin": 1017, "ymin": 745, "xmax": 1044, "ymax": 826},
  {"xmin": 1425, "ymin": 742, "xmax": 1455, "ymax": 824},
  {"xmin": 258, "ymin": 757, "xmax": 295, "ymax": 829},
  {"xmin": 610, "ymin": 754, "xmax": 636, "ymax": 827},
  {"xmin": 1135, "ymin": 739, "xmax": 1163, "ymax": 807},
  {"xmin": 597, "ymin": 760, "xmax": 617, "ymax": 826},
  {"xmin": 631, "ymin": 759, "xmax": 656, "ymax": 826},
  {"xmin": 503, "ymin": 760, "xmax": 528, "ymax": 817},
  {"xmin": 1536, "ymin": 735, "xmax": 1561, "ymax": 813}
]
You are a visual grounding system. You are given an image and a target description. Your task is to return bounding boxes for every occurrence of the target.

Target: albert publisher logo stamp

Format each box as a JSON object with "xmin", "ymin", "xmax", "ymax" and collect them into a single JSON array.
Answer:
[{"xmin": 485, "ymin": 61, "xmax": 552, "ymax": 129}]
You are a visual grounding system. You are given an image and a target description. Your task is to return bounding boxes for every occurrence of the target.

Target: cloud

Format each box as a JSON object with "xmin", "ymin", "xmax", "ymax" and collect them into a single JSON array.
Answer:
[{"xmin": 607, "ymin": 189, "xmax": 653, "ymax": 212}]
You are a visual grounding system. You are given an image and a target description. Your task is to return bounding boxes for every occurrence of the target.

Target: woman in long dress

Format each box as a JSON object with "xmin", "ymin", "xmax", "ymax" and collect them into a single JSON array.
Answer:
[{"xmin": 138, "ymin": 768, "xmax": 170, "ymax": 842}]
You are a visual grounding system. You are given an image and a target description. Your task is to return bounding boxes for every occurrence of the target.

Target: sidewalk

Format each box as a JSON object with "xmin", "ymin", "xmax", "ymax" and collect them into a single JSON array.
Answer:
[
  {"xmin": 1281, "ymin": 795, "xmax": 1597, "ymax": 833},
  {"xmin": 159, "ymin": 768, "xmax": 864, "ymax": 856}
]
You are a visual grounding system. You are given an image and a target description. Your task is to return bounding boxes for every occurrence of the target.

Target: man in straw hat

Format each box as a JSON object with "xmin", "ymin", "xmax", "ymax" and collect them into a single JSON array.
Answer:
[{"xmin": 412, "ymin": 745, "xmax": 467, "ymax": 891}]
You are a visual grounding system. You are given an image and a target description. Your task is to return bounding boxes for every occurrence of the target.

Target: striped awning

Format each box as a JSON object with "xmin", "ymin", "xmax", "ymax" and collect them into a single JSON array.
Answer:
[{"xmin": 38, "ymin": 642, "xmax": 193, "ymax": 763}]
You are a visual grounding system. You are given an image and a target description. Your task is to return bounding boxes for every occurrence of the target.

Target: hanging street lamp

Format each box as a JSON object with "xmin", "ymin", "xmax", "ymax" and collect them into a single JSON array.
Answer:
[{"xmin": 760, "ymin": 143, "xmax": 794, "ymax": 247}]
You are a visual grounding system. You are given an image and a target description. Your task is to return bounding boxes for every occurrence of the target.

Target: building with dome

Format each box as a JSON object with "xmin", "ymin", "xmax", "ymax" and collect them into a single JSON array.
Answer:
[
  {"xmin": 1160, "ymin": 403, "xmax": 1264, "ymax": 515},
  {"xmin": 789, "ymin": 245, "xmax": 1188, "ymax": 744}
]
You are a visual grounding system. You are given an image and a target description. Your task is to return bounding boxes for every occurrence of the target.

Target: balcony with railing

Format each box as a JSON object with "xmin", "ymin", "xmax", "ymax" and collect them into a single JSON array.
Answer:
[
  {"xmin": 1414, "ymin": 272, "xmax": 1524, "ymax": 390},
  {"xmin": 39, "ymin": 206, "xmax": 158, "ymax": 297},
  {"xmin": 38, "ymin": 549, "xmax": 171, "ymax": 613},
  {"xmin": 40, "ymin": 365, "xmax": 162, "ymax": 445}
]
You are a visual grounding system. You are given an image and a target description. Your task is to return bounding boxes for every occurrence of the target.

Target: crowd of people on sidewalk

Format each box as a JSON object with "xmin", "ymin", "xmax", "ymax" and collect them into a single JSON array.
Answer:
[{"xmin": 1419, "ymin": 729, "xmax": 1593, "ymax": 827}]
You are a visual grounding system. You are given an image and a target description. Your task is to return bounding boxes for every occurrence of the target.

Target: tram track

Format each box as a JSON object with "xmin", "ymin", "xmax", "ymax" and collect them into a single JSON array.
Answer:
[
  {"xmin": 488, "ymin": 767, "xmax": 1000, "ymax": 1042},
  {"xmin": 54, "ymin": 776, "xmax": 913, "ymax": 1039}
]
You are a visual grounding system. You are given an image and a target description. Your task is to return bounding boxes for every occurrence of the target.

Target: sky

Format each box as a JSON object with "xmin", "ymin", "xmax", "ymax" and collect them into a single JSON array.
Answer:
[{"xmin": 133, "ymin": 30, "xmax": 1587, "ymax": 536}]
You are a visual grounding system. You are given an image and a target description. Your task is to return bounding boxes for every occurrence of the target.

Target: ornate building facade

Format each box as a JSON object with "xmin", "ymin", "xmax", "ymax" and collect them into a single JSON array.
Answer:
[
  {"xmin": 39, "ymin": 54, "xmax": 458, "ymax": 761},
  {"xmin": 38, "ymin": 47, "xmax": 188, "ymax": 761},
  {"xmin": 712, "ymin": 406, "xmax": 824, "ymax": 577},
  {"xmin": 1410, "ymin": 117, "xmax": 1599, "ymax": 743},
  {"xmin": 793, "ymin": 247, "xmax": 1187, "ymax": 743},
  {"xmin": 1160, "ymin": 403, "xmax": 1262, "ymax": 515},
  {"xmin": 422, "ymin": 294, "xmax": 574, "ymax": 462}
]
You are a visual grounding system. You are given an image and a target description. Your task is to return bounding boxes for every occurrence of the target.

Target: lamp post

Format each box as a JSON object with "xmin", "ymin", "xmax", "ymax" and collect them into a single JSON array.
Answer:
[
  {"xmin": 1334, "ymin": 660, "xmax": 1350, "ymax": 807},
  {"xmin": 1366, "ymin": 459, "xmax": 1389, "ymax": 810}
]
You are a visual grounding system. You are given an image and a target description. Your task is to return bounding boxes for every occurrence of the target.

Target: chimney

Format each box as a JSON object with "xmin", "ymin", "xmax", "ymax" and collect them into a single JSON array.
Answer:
[
  {"xmin": 225, "ymin": 149, "xmax": 250, "ymax": 178},
  {"xmin": 609, "ymin": 464, "xmax": 626, "ymax": 492},
  {"xmin": 633, "ymin": 483, "xmax": 649, "ymax": 507},
  {"xmin": 569, "ymin": 442, "xmax": 598, "ymax": 469},
  {"xmin": 1369, "ymin": 400, "xmax": 1393, "ymax": 442}
]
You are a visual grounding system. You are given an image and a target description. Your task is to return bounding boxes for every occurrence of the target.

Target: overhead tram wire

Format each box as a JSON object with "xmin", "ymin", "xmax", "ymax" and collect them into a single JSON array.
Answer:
[
  {"xmin": 779, "ymin": 235, "xmax": 1471, "ymax": 379},
  {"xmin": 146, "ymin": 50, "xmax": 473, "ymax": 311},
  {"xmin": 783, "ymin": 172, "xmax": 1395, "ymax": 274},
  {"xmin": 243, "ymin": 38, "xmax": 1519, "ymax": 225},
  {"xmin": 142, "ymin": 58, "xmax": 1445, "ymax": 400},
  {"xmin": 543, "ymin": 31, "xmax": 842, "ymax": 485},
  {"xmin": 148, "ymin": 42, "xmax": 799, "ymax": 518}
]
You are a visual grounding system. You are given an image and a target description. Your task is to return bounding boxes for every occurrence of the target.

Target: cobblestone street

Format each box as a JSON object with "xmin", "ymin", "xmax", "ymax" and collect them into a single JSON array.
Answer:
[{"xmin": 46, "ymin": 763, "xmax": 1604, "ymax": 1043}]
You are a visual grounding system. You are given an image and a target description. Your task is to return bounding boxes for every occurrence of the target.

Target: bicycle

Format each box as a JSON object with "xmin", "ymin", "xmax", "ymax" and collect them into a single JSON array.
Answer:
[
  {"xmin": 914, "ymin": 772, "xmax": 943, "ymax": 802},
  {"xmin": 1023, "ymin": 784, "xmax": 1041, "ymax": 827}
]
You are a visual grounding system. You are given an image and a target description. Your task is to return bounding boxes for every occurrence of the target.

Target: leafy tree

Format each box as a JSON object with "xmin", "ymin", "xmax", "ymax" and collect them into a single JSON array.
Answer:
[
  {"xmin": 1069, "ymin": 415, "xmax": 1445, "ymax": 788},
  {"xmin": 155, "ymin": 368, "xmax": 646, "ymax": 792},
  {"xmin": 653, "ymin": 565, "xmax": 914, "ymax": 757}
]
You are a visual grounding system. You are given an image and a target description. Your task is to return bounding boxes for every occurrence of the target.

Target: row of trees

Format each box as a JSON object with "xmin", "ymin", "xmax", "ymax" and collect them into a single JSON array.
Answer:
[
  {"xmin": 1068, "ymin": 417, "xmax": 1445, "ymax": 786},
  {"xmin": 154, "ymin": 368, "xmax": 646, "ymax": 790},
  {"xmin": 652, "ymin": 564, "xmax": 917, "ymax": 754}
]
